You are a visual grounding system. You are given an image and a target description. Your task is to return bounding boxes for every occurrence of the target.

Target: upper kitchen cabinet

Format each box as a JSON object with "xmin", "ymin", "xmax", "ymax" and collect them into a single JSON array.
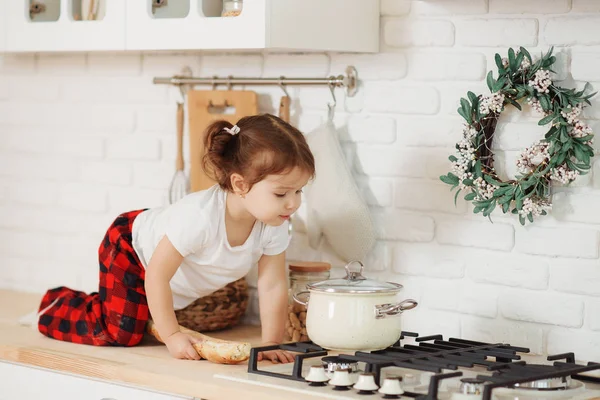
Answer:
[
  {"xmin": 4, "ymin": 0, "xmax": 379, "ymax": 53},
  {"xmin": 6, "ymin": 0, "xmax": 127, "ymax": 52},
  {"xmin": 125, "ymin": 0, "xmax": 379, "ymax": 52}
]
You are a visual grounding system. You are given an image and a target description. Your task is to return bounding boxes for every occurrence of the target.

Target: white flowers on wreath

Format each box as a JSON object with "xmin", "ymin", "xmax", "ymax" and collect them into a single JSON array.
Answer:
[{"xmin": 441, "ymin": 46, "xmax": 596, "ymax": 225}]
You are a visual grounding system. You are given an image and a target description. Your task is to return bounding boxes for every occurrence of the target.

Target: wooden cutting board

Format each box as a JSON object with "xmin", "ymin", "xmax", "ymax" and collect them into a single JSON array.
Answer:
[
  {"xmin": 188, "ymin": 90, "xmax": 258, "ymax": 192},
  {"xmin": 279, "ymin": 95, "xmax": 291, "ymax": 123}
]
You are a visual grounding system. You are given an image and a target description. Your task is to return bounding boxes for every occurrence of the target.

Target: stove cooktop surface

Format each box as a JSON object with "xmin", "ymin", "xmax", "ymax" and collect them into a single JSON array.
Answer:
[{"xmin": 214, "ymin": 332, "xmax": 600, "ymax": 400}]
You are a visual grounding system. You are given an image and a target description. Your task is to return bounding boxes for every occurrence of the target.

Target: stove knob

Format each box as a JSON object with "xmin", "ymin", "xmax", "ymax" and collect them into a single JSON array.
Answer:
[
  {"xmin": 329, "ymin": 369, "xmax": 353, "ymax": 388},
  {"xmin": 305, "ymin": 365, "xmax": 329, "ymax": 386},
  {"xmin": 378, "ymin": 376, "xmax": 404, "ymax": 396},
  {"xmin": 353, "ymin": 372, "xmax": 379, "ymax": 392}
]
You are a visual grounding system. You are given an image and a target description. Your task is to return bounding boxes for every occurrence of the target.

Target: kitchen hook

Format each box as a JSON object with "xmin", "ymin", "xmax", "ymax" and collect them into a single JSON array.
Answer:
[
  {"xmin": 279, "ymin": 77, "xmax": 290, "ymax": 98},
  {"xmin": 174, "ymin": 66, "xmax": 192, "ymax": 105},
  {"xmin": 208, "ymin": 75, "xmax": 230, "ymax": 107},
  {"xmin": 327, "ymin": 82, "xmax": 336, "ymax": 121}
]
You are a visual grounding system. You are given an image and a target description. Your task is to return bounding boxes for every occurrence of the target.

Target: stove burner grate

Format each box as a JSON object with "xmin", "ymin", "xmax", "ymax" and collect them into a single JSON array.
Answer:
[
  {"xmin": 247, "ymin": 335, "xmax": 600, "ymax": 400},
  {"xmin": 247, "ymin": 341, "xmax": 326, "ymax": 382},
  {"xmin": 476, "ymin": 352, "xmax": 600, "ymax": 400}
]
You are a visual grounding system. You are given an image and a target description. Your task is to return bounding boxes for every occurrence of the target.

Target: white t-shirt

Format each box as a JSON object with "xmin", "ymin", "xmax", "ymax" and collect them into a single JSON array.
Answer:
[{"xmin": 131, "ymin": 185, "xmax": 290, "ymax": 310}]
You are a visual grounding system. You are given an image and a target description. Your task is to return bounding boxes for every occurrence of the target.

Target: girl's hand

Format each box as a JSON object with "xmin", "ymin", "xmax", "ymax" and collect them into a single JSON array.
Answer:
[
  {"xmin": 257, "ymin": 345, "xmax": 296, "ymax": 364},
  {"xmin": 164, "ymin": 332, "xmax": 201, "ymax": 360}
]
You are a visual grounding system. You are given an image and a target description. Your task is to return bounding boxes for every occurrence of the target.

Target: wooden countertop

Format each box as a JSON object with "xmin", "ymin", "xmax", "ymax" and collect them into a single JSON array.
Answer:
[{"xmin": 0, "ymin": 289, "xmax": 297, "ymax": 400}]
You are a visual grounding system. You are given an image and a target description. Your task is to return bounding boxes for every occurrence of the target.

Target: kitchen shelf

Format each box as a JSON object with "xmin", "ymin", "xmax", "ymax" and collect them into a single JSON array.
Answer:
[
  {"xmin": 126, "ymin": 0, "xmax": 378, "ymax": 52},
  {"xmin": 6, "ymin": 0, "xmax": 126, "ymax": 52},
  {"xmin": 125, "ymin": 0, "xmax": 264, "ymax": 51},
  {"xmin": 3, "ymin": 0, "xmax": 379, "ymax": 53}
]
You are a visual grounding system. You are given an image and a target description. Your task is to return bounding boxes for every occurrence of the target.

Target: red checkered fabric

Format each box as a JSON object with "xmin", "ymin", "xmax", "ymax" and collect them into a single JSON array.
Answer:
[{"xmin": 37, "ymin": 210, "xmax": 149, "ymax": 346}]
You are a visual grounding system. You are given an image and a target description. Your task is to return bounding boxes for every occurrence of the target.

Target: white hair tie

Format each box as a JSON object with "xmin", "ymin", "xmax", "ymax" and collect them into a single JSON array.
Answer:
[{"xmin": 224, "ymin": 125, "xmax": 240, "ymax": 136}]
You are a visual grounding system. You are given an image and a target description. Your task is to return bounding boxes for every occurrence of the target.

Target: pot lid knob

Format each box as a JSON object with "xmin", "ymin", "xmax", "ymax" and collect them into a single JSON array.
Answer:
[{"xmin": 344, "ymin": 260, "xmax": 366, "ymax": 282}]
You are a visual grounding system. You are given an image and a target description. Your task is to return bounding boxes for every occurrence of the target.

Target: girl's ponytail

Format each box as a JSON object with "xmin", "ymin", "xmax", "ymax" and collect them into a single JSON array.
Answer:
[
  {"xmin": 201, "ymin": 114, "xmax": 315, "ymax": 193},
  {"xmin": 202, "ymin": 120, "xmax": 238, "ymax": 187}
]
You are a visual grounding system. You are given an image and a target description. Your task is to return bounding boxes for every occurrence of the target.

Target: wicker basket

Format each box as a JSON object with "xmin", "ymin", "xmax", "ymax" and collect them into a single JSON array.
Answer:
[{"xmin": 175, "ymin": 278, "xmax": 249, "ymax": 332}]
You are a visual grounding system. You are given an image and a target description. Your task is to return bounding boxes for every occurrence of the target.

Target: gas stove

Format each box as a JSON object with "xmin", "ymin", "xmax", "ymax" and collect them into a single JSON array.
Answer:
[{"xmin": 214, "ymin": 332, "xmax": 600, "ymax": 400}]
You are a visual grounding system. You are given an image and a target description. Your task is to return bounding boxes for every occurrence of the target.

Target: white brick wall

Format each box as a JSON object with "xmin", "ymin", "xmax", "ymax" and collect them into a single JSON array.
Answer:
[
  {"xmin": 408, "ymin": 52, "xmax": 487, "ymax": 81},
  {"xmin": 572, "ymin": 0, "xmax": 600, "ymax": 13},
  {"xmin": 544, "ymin": 17, "xmax": 600, "ymax": 45},
  {"xmin": 423, "ymin": 279, "xmax": 499, "ymax": 317},
  {"xmin": 461, "ymin": 316, "xmax": 545, "ymax": 354},
  {"xmin": 364, "ymin": 82, "xmax": 440, "ymax": 114},
  {"xmin": 437, "ymin": 219, "xmax": 515, "ymax": 251},
  {"xmin": 490, "ymin": 0, "xmax": 570, "ymax": 14},
  {"xmin": 394, "ymin": 179, "xmax": 468, "ymax": 214},
  {"xmin": 331, "ymin": 53, "xmax": 408, "ymax": 80},
  {"xmin": 467, "ymin": 253, "xmax": 549, "ymax": 290},
  {"xmin": 393, "ymin": 242, "xmax": 466, "ymax": 278},
  {"xmin": 456, "ymin": 19, "xmax": 538, "ymax": 47},
  {"xmin": 548, "ymin": 329, "xmax": 600, "ymax": 362},
  {"xmin": 500, "ymin": 290, "xmax": 584, "ymax": 328},
  {"xmin": 515, "ymin": 226, "xmax": 599, "ymax": 258},
  {"xmin": 2, "ymin": 1, "xmax": 600, "ymax": 360},
  {"xmin": 571, "ymin": 52, "xmax": 600, "ymax": 81},
  {"xmin": 384, "ymin": 19, "xmax": 455, "ymax": 48},
  {"xmin": 586, "ymin": 299, "xmax": 600, "ymax": 331},
  {"xmin": 551, "ymin": 261, "xmax": 600, "ymax": 296},
  {"xmin": 412, "ymin": 0, "xmax": 488, "ymax": 15}
]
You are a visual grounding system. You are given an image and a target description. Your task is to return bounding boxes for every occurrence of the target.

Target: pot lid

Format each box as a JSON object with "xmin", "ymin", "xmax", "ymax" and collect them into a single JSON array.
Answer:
[{"xmin": 306, "ymin": 261, "xmax": 403, "ymax": 294}]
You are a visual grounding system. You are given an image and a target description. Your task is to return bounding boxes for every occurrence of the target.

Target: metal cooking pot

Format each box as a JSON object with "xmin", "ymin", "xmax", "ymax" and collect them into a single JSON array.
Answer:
[{"xmin": 293, "ymin": 260, "xmax": 418, "ymax": 351}]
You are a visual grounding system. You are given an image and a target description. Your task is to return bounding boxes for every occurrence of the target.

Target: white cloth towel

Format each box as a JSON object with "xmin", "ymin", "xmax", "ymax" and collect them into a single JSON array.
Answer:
[{"xmin": 304, "ymin": 121, "xmax": 376, "ymax": 262}]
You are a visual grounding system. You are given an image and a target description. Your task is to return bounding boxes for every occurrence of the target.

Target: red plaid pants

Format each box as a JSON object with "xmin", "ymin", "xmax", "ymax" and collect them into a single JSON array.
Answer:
[{"xmin": 37, "ymin": 210, "xmax": 149, "ymax": 346}]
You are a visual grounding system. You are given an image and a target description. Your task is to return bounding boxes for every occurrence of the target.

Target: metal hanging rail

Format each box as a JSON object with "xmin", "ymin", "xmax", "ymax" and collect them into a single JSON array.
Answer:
[{"xmin": 153, "ymin": 65, "xmax": 359, "ymax": 97}]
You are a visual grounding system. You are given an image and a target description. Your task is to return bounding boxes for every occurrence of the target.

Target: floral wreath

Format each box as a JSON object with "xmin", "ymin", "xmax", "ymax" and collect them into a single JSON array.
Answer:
[{"xmin": 440, "ymin": 47, "xmax": 596, "ymax": 225}]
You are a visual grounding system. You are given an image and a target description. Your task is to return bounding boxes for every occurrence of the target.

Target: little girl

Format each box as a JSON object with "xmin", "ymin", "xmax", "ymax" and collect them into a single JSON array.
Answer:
[{"xmin": 37, "ymin": 114, "xmax": 315, "ymax": 364}]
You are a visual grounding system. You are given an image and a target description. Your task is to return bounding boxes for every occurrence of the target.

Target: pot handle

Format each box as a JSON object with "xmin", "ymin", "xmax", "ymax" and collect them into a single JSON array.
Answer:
[
  {"xmin": 375, "ymin": 299, "xmax": 418, "ymax": 319},
  {"xmin": 292, "ymin": 290, "xmax": 310, "ymax": 307},
  {"xmin": 344, "ymin": 260, "xmax": 366, "ymax": 281}
]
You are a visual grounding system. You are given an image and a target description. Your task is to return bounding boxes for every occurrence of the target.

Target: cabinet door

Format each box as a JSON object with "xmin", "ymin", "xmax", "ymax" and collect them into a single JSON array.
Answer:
[
  {"xmin": 0, "ymin": 361, "xmax": 193, "ymax": 400},
  {"xmin": 6, "ymin": 0, "xmax": 126, "ymax": 52},
  {"xmin": 125, "ymin": 0, "xmax": 267, "ymax": 51}
]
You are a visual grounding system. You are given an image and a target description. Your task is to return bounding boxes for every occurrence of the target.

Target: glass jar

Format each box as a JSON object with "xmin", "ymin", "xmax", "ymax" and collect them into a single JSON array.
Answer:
[
  {"xmin": 285, "ymin": 261, "xmax": 331, "ymax": 342},
  {"xmin": 221, "ymin": 0, "xmax": 243, "ymax": 17}
]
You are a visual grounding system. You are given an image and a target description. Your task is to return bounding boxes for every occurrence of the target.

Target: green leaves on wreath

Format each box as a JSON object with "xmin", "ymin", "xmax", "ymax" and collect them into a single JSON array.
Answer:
[
  {"xmin": 472, "ymin": 197, "xmax": 498, "ymax": 218},
  {"xmin": 458, "ymin": 98, "xmax": 472, "ymax": 124},
  {"xmin": 539, "ymin": 95, "xmax": 551, "ymax": 112},
  {"xmin": 457, "ymin": 92, "xmax": 481, "ymax": 124},
  {"xmin": 508, "ymin": 48, "xmax": 517, "ymax": 70},
  {"xmin": 440, "ymin": 173, "xmax": 459, "ymax": 186},
  {"xmin": 441, "ymin": 46, "xmax": 596, "ymax": 225},
  {"xmin": 485, "ymin": 71, "xmax": 507, "ymax": 93},
  {"xmin": 538, "ymin": 113, "xmax": 556, "ymax": 126},
  {"xmin": 486, "ymin": 70, "xmax": 495, "ymax": 93}
]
